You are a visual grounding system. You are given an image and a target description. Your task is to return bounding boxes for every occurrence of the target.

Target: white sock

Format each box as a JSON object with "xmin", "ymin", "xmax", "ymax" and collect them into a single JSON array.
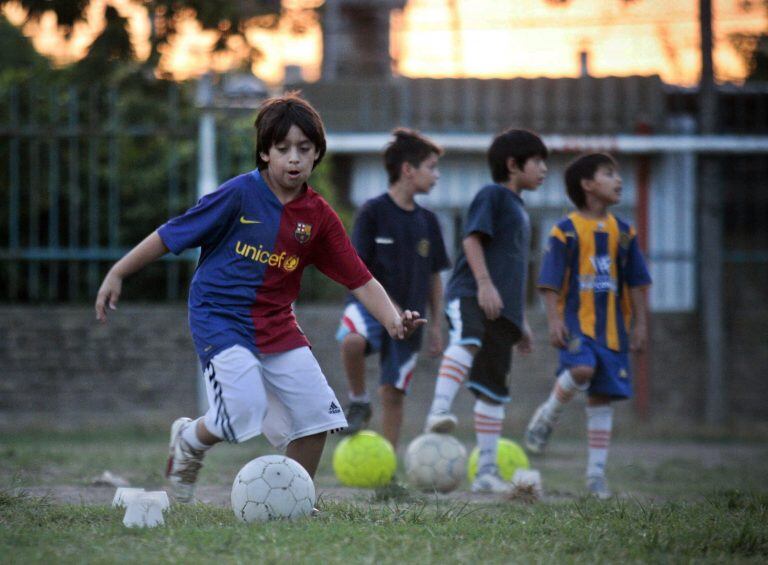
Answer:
[
  {"xmin": 586, "ymin": 405, "xmax": 613, "ymax": 478},
  {"xmin": 541, "ymin": 369, "xmax": 588, "ymax": 422},
  {"xmin": 182, "ymin": 417, "xmax": 212, "ymax": 451},
  {"xmin": 429, "ymin": 345, "xmax": 474, "ymax": 414},
  {"xmin": 349, "ymin": 391, "xmax": 370, "ymax": 403},
  {"xmin": 474, "ymin": 399, "xmax": 505, "ymax": 477}
]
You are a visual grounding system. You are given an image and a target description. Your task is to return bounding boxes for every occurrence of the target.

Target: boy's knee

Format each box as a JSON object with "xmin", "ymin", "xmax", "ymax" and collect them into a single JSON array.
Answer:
[
  {"xmin": 341, "ymin": 333, "xmax": 367, "ymax": 355},
  {"xmin": 587, "ymin": 394, "xmax": 612, "ymax": 407},
  {"xmin": 379, "ymin": 384, "xmax": 404, "ymax": 406},
  {"xmin": 570, "ymin": 365, "xmax": 595, "ymax": 385},
  {"xmin": 476, "ymin": 392, "xmax": 501, "ymax": 406}
]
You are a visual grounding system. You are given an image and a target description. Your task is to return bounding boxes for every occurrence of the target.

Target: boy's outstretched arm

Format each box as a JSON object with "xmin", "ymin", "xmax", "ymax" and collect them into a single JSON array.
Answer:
[
  {"xmin": 351, "ymin": 278, "xmax": 426, "ymax": 339},
  {"xmin": 95, "ymin": 231, "xmax": 169, "ymax": 322},
  {"xmin": 463, "ymin": 233, "xmax": 503, "ymax": 320},
  {"xmin": 629, "ymin": 286, "xmax": 649, "ymax": 352},
  {"xmin": 540, "ymin": 288, "xmax": 568, "ymax": 349}
]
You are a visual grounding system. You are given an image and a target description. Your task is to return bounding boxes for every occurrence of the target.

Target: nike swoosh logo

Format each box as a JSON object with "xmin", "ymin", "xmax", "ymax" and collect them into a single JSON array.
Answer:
[{"xmin": 240, "ymin": 216, "xmax": 262, "ymax": 224}]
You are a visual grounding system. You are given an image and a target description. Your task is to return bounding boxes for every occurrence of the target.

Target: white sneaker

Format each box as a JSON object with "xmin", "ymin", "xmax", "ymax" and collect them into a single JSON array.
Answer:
[
  {"xmin": 166, "ymin": 417, "xmax": 206, "ymax": 503},
  {"xmin": 471, "ymin": 472, "xmax": 513, "ymax": 495},
  {"xmin": 424, "ymin": 411, "xmax": 458, "ymax": 433}
]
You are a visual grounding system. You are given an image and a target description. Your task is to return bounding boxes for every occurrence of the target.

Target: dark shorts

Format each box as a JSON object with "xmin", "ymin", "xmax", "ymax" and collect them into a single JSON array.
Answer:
[
  {"xmin": 336, "ymin": 299, "xmax": 420, "ymax": 393},
  {"xmin": 445, "ymin": 297, "xmax": 522, "ymax": 403},
  {"xmin": 559, "ymin": 335, "xmax": 633, "ymax": 400}
]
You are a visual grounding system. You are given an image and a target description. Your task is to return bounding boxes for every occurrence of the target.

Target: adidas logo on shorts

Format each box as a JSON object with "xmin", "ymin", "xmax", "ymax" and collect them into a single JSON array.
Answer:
[{"xmin": 328, "ymin": 401, "xmax": 341, "ymax": 415}]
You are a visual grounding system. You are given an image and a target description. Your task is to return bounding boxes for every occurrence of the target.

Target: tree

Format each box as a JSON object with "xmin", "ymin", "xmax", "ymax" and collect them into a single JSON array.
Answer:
[
  {"xmin": 1, "ymin": 0, "xmax": 283, "ymax": 71},
  {"xmin": 73, "ymin": 6, "xmax": 133, "ymax": 81},
  {"xmin": 0, "ymin": 13, "xmax": 48, "ymax": 73}
]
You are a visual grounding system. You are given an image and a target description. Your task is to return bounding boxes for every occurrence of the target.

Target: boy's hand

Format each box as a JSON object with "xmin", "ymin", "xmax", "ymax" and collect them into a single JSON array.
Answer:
[
  {"xmin": 630, "ymin": 322, "xmax": 648, "ymax": 353},
  {"xmin": 427, "ymin": 324, "xmax": 444, "ymax": 357},
  {"xmin": 548, "ymin": 319, "xmax": 569, "ymax": 349},
  {"xmin": 95, "ymin": 272, "xmax": 122, "ymax": 323},
  {"xmin": 477, "ymin": 279, "xmax": 503, "ymax": 320},
  {"xmin": 388, "ymin": 310, "xmax": 427, "ymax": 339}
]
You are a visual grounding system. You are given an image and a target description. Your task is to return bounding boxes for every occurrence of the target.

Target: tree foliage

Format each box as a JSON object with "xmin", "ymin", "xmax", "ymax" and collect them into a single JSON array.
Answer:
[{"xmin": 0, "ymin": 0, "xmax": 283, "ymax": 72}]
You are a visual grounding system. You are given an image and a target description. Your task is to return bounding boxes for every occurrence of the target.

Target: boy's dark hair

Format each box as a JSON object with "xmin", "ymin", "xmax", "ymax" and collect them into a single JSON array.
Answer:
[
  {"xmin": 488, "ymin": 129, "xmax": 548, "ymax": 183},
  {"xmin": 383, "ymin": 128, "xmax": 443, "ymax": 184},
  {"xmin": 254, "ymin": 91, "xmax": 326, "ymax": 170},
  {"xmin": 564, "ymin": 153, "xmax": 618, "ymax": 209}
]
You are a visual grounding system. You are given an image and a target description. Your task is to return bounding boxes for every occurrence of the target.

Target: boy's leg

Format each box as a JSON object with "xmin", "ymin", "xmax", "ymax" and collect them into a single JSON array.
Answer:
[
  {"xmin": 466, "ymin": 318, "xmax": 516, "ymax": 494},
  {"xmin": 341, "ymin": 333, "xmax": 368, "ymax": 398},
  {"xmin": 379, "ymin": 384, "xmax": 405, "ymax": 447},
  {"xmin": 425, "ymin": 298, "xmax": 483, "ymax": 433},
  {"xmin": 378, "ymin": 337, "xmax": 418, "ymax": 447},
  {"xmin": 259, "ymin": 346, "xmax": 347, "ymax": 467},
  {"xmin": 524, "ymin": 365, "xmax": 593, "ymax": 455},
  {"xmin": 340, "ymin": 333, "xmax": 372, "ymax": 434},
  {"xmin": 585, "ymin": 396, "xmax": 613, "ymax": 499},
  {"xmin": 168, "ymin": 345, "xmax": 269, "ymax": 503},
  {"xmin": 425, "ymin": 344, "xmax": 476, "ymax": 432},
  {"xmin": 286, "ymin": 432, "xmax": 327, "ymax": 478},
  {"xmin": 583, "ymin": 345, "xmax": 631, "ymax": 498},
  {"xmin": 336, "ymin": 301, "xmax": 384, "ymax": 434},
  {"xmin": 167, "ymin": 417, "xmax": 213, "ymax": 503},
  {"xmin": 471, "ymin": 395, "xmax": 510, "ymax": 494}
]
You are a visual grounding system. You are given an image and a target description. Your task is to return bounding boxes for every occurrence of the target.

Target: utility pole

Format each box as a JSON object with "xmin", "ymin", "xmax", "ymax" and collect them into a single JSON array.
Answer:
[{"xmin": 698, "ymin": 0, "xmax": 726, "ymax": 425}]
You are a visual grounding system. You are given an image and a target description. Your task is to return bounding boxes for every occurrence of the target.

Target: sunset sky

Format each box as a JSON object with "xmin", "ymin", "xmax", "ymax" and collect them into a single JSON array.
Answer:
[{"xmin": 2, "ymin": 0, "xmax": 766, "ymax": 85}]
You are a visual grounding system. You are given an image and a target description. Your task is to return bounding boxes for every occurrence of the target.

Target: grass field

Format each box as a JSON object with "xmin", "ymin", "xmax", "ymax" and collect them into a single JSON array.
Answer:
[{"xmin": 2, "ymin": 429, "xmax": 768, "ymax": 563}]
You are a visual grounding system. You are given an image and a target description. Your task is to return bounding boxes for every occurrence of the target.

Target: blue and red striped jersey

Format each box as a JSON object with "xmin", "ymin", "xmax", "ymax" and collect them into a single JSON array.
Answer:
[
  {"xmin": 158, "ymin": 170, "xmax": 372, "ymax": 364},
  {"xmin": 538, "ymin": 212, "xmax": 651, "ymax": 352}
]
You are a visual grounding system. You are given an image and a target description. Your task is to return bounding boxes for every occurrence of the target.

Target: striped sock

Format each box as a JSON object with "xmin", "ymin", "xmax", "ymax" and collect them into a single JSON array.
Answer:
[
  {"xmin": 541, "ymin": 369, "xmax": 587, "ymax": 422},
  {"xmin": 429, "ymin": 345, "xmax": 473, "ymax": 414},
  {"xmin": 586, "ymin": 405, "xmax": 613, "ymax": 478},
  {"xmin": 474, "ymin": 400, "xmax": 505, "ymax": 476}
]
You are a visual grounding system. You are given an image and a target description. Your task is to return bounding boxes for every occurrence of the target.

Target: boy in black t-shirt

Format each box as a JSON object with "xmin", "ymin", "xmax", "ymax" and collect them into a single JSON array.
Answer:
[
  {"xmin": 424, "ymin": 129, "xmax": 548, "ymax": 494},
  {"xmin": 336, "ymin": 128, "xmax": 450, "ymax": 447}
]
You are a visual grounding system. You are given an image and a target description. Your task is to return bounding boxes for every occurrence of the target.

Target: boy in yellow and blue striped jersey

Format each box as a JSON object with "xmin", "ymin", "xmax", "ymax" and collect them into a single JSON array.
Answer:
[{"xmin": 524, "ymin": 153, "xmax": 651, "ymax": 499}]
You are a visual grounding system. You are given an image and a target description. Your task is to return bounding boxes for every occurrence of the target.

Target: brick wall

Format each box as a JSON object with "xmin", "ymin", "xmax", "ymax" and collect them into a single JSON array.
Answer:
[{"xmin": 1, "ymin": 304, "xmax": 764, "ymax": 433}]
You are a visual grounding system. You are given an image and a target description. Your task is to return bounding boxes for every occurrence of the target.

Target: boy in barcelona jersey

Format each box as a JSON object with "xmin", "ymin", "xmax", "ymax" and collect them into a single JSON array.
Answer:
[{"xmin": 95, "ymin": 93, "xmax": 423, "ymax": 503}]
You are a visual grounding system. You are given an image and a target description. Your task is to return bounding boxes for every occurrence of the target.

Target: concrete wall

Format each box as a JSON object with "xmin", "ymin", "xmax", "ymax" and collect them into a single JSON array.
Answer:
[{"xmin": 0, "ymin": 304, "xmax": 764, "ymax": 435}]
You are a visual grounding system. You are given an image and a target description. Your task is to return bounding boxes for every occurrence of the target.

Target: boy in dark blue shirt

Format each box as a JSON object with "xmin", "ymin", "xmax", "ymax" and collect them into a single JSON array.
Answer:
[
  {"xmin": 424, "ymin": 129, "xmax": 548, "ymax": 494},
  {"xmin": 336, "ymin": 128, "xmax": 450, "ymax": 447}
]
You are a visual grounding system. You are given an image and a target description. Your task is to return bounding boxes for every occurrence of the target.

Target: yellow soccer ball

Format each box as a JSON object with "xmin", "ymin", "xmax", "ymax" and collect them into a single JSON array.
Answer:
[
  {"xmin": 332, "ymin": 431, "xmax": 397, "ymax": 488},
  {"xmin": 466, "ymin": 438, "xmax": 530, "ymax": 481}
]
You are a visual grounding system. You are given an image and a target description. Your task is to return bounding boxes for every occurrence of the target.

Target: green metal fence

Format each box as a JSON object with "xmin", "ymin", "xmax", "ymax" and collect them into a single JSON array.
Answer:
[{"xmin": 0, "ymin": 82, "xmax": 254, "ymax": 302}]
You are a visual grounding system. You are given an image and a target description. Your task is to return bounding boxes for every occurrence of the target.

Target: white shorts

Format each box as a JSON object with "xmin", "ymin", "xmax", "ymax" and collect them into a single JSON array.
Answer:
[{"xmin": 202, "ymin": 345, "xmax": 347, "ymax": 449}]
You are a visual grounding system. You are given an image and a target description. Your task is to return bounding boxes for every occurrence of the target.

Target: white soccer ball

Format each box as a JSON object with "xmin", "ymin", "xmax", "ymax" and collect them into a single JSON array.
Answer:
[
  {"xmin": 404, "ymin": 433, "xmax": 467, "ymax": 493},
  {"xmin": 231, "ymin": 455, "xmax": 316, "ymax": 523}
]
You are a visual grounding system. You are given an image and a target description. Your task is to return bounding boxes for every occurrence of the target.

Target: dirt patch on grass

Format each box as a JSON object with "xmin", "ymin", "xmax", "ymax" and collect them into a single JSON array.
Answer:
[{"xmin": 10, "ymin": 441, "xmax": 768, "ymax": 509}]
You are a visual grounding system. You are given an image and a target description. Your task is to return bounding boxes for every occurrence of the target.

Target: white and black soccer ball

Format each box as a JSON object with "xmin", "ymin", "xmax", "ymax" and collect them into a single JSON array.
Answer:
[
  {"xmin": 231, "ymin": 455, "xmax": 315, "ymax": 523},
  {"xmin": 404, "ymin": 433, "xmax": 467, "ymax": 493}
]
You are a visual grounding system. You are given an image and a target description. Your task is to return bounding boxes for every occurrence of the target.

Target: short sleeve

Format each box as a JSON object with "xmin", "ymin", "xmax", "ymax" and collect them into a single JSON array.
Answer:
[
  {"xmin": 463, "ymin": 187, "xmax": 497, "ymax": 239},
  {"xmin": 624, "ymin": 227, "xmax": 652, "ymax": 287},
  {"xmin": 428, "ymin": 213, "xmax": 451, "ymax": 273},
  {"xmin": 312, "ymin": 204, "xmax": 373, "ymax": 290},
  {"xmin": 351, "ymin": 203, "xmax": 376, "ymax": 266},
  {"xmin": 537, "ymin": 225, "xmax": 569, "ymax": 291},
  {"xmin": 158, "ymin": 184, "xmax": 241, "ymax": 254}
]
